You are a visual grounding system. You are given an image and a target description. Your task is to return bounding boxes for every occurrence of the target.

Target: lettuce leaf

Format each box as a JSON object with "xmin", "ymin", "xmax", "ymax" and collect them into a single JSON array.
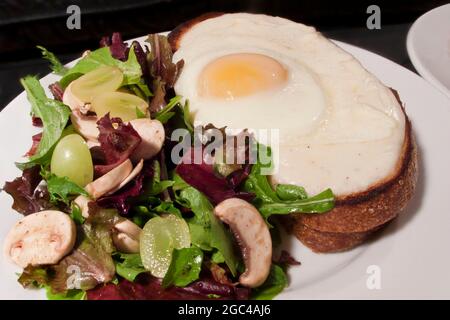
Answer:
[
  {"xmin": 45, "ymin": 173, "xmax": 88, "ymax": 205},
  {"xmin": 251, "ymin": 264, "xmax": 288, "ymax": 300},
  {"xmin": 162, "ymin": 247, "xmax": 203, "ymax": 288},
  {"xmin": 59, "ymin": 46, "xmax": 142, "ymax": 88},
  {"xmin": 94, "ymin": 114, "xmax": 141, "ymax": 176},
  {"xmin": 16, "ymin": 76, "xmax": 71, "ymax": 170},
  {"xmin": 177, "ymin": 187, "xmax": 238, "ymax": 276},
  {"xmin": 2, "ymin": 166, "xmax": 53, "ymax": 215},
  {"xmin": 46, "ymin": 287, "xmax": 86, "ymax": 300},
  {"xmin": 113, "ymin": 253, "xmax": 147, "ymax": 282},
  {"xmin": 36, "ymin": 46, "xmax": 68, "ymax": 76}
]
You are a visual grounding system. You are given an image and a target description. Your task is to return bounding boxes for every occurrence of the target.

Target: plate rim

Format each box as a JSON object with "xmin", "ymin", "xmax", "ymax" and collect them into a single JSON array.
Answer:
[{"xmin": 1, "ymin": 37, "xmax": 450, "ymax": 300}]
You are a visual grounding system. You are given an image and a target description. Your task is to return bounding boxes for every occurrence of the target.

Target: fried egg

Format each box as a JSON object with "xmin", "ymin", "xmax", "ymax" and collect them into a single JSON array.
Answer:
[{"xmin": 172, "ymin": 13, "xmax": 406, "ymax": 197}]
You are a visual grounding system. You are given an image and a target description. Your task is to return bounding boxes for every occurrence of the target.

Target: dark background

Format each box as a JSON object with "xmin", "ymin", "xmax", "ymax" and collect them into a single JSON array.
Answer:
[{"xmin": 0, "ymin": 0, "xmax": 448, "ymax": 109}]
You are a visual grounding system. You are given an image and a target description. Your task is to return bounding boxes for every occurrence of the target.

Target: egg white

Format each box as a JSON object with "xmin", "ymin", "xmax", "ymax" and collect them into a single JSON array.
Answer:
[{"xmin": 173, "ymin": 13, "xmax": 406, "ymax": 197}]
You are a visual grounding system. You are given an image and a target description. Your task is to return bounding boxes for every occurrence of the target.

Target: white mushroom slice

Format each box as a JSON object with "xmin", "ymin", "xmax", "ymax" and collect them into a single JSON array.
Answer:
[
  {"xmin": 106, "ymin": 159, "xmax": 144, "ymax": 196},
  {"xmin": 3, "ymin": 210, "xmax": 76, "ymax": 268},
  {"xmin": 129, "ymin": 119, "xmax": 165, "ymax": 162},
  {"xmin": 86, "ymin": 139, "xmax": 100, "ymax": 149},
  {"xmin": 112, "ymin": 220, "xmax": 142, "ymax": 253},
  {"xmin": 73, "ymin": 195, "xmax": 92, "ymax": 218},
  {"xmin": 70, "ymin": 109, "xmax": 99, "ymax": 141},
  {"xmin": 63, "ymin": 82, "xmax": 84, "ymax": 111},
  {"xmin": 214, "ymin": 198, "xmax": 272, "ymax": 288},
  {"xmin": 85, "ymin": 159, "xmax": 133, "ymax": 199}
]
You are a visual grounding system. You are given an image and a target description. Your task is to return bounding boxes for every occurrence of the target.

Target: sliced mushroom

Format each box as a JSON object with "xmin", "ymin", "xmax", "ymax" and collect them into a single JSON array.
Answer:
[
  {"xmin": 73, "ymin": 195, "xmax": 92, "ymax": 218},
  {"xmin": 106, "ymin": 159, "xmax": 144, "ymax": 196},
  {"xmin": 112, "ymin": 219, "xmax": 142, "ymax": 253},
  {"xmin": 129, "ymin": 119, "xmax": 165, "ymax": 162},
  {"xmin": 214, "ymin": 198, "xmax": 272, "ymax": 288},
  {"xmin": 3, "ymin": 210, "xmax": 76, "ymax": 268},
  {"xmin": 70, "ymin": 109, "xmax": 99, "ymax": 141},
  {"xmin": 85, "ymin": 159, "xmax": 133, "ymax": 199}
]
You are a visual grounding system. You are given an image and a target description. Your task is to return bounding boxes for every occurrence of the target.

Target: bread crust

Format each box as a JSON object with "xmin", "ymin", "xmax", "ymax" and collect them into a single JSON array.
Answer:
[
  {"xmin": 168, "ymin": 12, "xmax": 225, "ymax": 52},
  {"xmin": 294, "ymin": 223, "xmax": 379, "ymax": 253}
]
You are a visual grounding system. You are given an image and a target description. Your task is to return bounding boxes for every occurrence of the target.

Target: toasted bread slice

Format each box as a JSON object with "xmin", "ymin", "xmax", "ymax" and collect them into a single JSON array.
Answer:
[
  {"xmin": 297, "ymin": 108, "xmax": 418, "ymax": 234},
  {"xmin": 168, "ymin": 14, "xmax": 418, "ymax": 252}
]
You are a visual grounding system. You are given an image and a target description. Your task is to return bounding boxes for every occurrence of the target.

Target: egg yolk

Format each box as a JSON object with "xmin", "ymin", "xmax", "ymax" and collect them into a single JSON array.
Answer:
[{"xmin": 198, "ymin": 53, "xmax": 288, "ymax": 100}]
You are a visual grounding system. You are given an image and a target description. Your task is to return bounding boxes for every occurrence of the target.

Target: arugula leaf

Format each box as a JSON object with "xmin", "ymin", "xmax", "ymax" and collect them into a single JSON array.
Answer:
[
  {"xmin": 17, "ymin": 76, "xmax": 71, "ymax": 169},
  {"xmin": 172, "ymin": 172, "xmax": 190, "ymax": 191},
  {"xmin": 70, "ymin": 203, "xmax": 85, "ymax": 225},
  {"xmin": 113, "ymin": 253, "xmax": 147, "ymax": 282},
  {"xmin": 178, "ymin": 187, "xmax": 238, "ymax": 276},
  {"xmin": 129, "ymin": 81, "xmax": 153, "ymax": 100},
  {"xmin": 275, "ymin": 184, "xmax": 308, "ymax": 201},
  {"xmin": 144, "ymin": 160, "xmax": 174, "ymax": 196},
  {"xmin": 243, "ymin": 143, "xmax": 335, "ymax": 219},
  {"xmin": 162, "ymin": 247, "xmax": 203, "ymax": 288},
  {"xmin": 182, "ymin": 100, "xmax": 194, "ymax": 133},
  {"xmin": 251, "ymin": 264, "xmax": 288, "ymax": 300},
  {"xmin": 155, "ymin": 95, "xmax": 182, "ymax": 124},
  {"xmin": 46, "ymin": 287, "xmax": 86, "ymax": 300},
  {"xmin": 46, "ymin": 174, "xmax": 88, "ymax": 205},
  {"xmin": 59, "ymin": 46, "xmax": 142, "ymax": 88},
  {"xmin": 259, "ymin": 188, "xmax": 335, "ymax": 218},
  {"xmin": 135, "ymin": 106, "xmax": 146, "ymax": 119},
  {"xmin": 211, "ymin": 250, "xmax": 226, "ymax": 264},
  {"xmin": 36, "ymin": 46, "xmax": 68, "ymax": 76}
]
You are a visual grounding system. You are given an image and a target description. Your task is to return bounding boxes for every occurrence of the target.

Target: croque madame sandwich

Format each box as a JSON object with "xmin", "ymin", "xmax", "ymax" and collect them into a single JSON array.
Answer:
[{"xmin": 168, "ymin": 13, "xmax": 418, "ymax": 252}]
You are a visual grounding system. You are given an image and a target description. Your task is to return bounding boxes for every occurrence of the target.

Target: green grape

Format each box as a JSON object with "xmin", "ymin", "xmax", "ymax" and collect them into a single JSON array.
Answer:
[
  {"xmin": 140, "ymin": 214, "xmax": 191, "ymax": 278},
  {"xmin": 70, "ymin": 65, "xmax": 123, "ymax": 102},
  {"xmin": 91, "ymin": 91, "xmax": 148, "ymax": 122},
  {"xmin": 50, "ymin": 134, "xmax": 94, "ymax": 187}
]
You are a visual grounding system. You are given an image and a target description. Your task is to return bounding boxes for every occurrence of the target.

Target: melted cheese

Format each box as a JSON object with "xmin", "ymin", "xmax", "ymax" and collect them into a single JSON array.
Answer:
[{"xmin": 173, "ymin": 13, "xmax": 405, "ymax": 197}]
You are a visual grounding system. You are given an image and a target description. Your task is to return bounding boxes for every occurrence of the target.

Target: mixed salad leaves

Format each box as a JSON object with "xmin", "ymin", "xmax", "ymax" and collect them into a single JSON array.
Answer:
[{"xmin": 2, "ymin": 33, "xmax": 335, "ymax": 300}]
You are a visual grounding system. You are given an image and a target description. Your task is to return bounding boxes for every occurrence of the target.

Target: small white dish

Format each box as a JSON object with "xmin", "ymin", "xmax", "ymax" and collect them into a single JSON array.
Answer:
[{"xmin": 407, "ymin": 4, "xmax": 450, "ymax": 98}]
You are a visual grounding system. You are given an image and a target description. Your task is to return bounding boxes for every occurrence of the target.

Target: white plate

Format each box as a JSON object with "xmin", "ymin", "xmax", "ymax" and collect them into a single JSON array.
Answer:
[
  {"xmin": 1, "ymin": 39, "xmax": 450, "ymax": 300},
  {"xmin": 407, "ymin": 4, "xmax": 450, "ymax": 98}
]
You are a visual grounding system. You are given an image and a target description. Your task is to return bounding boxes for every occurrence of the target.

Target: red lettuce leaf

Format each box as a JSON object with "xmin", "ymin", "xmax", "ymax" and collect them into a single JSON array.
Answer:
[
  {"xmin": 131, "ymin": 40, "xmax": 149, "ymax": 78},
  {"xmin": 87, "ymin": 275, "xmax": 249, "ymax": 300},
  {"xmin": 96, "ymin": 161, "xmax": 154, "ymax": 215},
  {"xmin": 147, "ymin": 34, "xmax": 184, "ymax": 114},
  {"xmin": 25, "ymin": 132, "xmax": 42, "ymax": 157},
  {"xmin": 275, "ymin": 250, "xmax": 301, "ymax": 267},
  {"xmin": 175, "ymin": 148, "xmax": 254, "ymax": 205},
  {"xmin": 227, "ymin": 164, "xmax": 252, "ymax": 189},
  {"xmin": 31, "ymin": 116, "xmax": 43, "ymax": 127},
  {"xmin": 147, "ymin": 34, "xmax": 184, "ymax": 88},
  {"xmin": 100, "ymin": 32, "xmax": 129, "ymax": 61},
  {"xmin": 49, "ymin": 82, "xmax": 64, "ymax": 101},
  {"xmin": 95, "ymin": 114, "xmax": 141, "ymax": 176},
  {"xmin": 2, "ymin": 166, "xmax": 53, "ymax": 215}
]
